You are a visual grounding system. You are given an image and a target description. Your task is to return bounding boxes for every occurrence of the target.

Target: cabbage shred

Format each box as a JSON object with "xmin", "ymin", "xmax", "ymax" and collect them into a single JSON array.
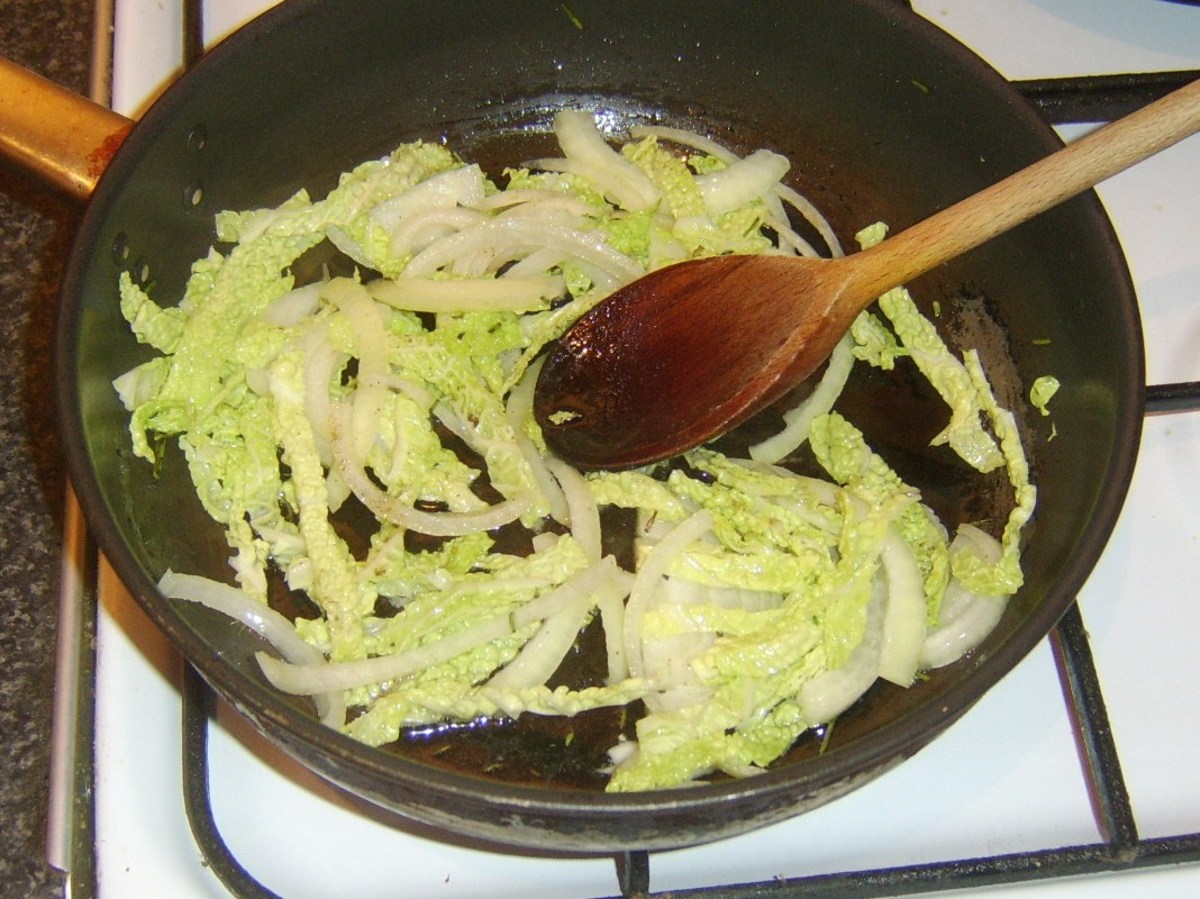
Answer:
[{"xmin": 116, "ymin": 110, "xmax": 1036, "ymax": 792}]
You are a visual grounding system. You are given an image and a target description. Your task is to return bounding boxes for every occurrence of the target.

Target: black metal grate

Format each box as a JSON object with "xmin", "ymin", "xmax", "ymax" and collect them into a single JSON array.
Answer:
[{"xmin": 160, "ymin": 1, "xmax": 1200, "ymax": 894}]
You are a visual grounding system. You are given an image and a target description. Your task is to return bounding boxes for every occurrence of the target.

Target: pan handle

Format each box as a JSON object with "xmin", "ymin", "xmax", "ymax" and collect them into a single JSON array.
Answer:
[{"xmin": 0, "ymin": 56, "xmax": 134, "ymax": 201}]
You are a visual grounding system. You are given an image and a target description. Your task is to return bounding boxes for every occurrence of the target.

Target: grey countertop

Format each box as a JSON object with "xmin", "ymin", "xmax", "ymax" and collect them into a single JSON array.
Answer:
[{"xmin": 1, "ymin": 1, "xmax": 94, "ymax": 896}]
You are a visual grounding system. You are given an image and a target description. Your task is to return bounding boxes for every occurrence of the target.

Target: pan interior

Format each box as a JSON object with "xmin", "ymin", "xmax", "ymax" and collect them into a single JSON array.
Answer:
[{"xmin": 57, "ymin": 0, "xmax": 1142, "ymax": 847}]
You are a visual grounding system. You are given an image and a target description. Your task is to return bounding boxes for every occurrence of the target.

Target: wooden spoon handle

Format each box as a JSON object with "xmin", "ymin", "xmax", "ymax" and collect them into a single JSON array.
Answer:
[
  {"xmin": 0, "ymin": 56, "xmax": 133, "ymax": 201},
  {"xmin": 847, "ymin": 77, "xmax": 1200, "ymax": 300}
]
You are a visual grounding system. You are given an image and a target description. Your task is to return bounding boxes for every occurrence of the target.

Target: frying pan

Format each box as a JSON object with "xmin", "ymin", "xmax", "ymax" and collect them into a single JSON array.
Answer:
[{"xmin": 7, "ymin": 0, "xmax": 1142, "ymax": 851}]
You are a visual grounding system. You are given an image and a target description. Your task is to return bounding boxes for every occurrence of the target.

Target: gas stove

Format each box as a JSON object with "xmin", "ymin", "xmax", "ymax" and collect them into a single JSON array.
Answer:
[{"xmin": 48, "ymin": 1, "xmax": 1200, "ymax": 896}]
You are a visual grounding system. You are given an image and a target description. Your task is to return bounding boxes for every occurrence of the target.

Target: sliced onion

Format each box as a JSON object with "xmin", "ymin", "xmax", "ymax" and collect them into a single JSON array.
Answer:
[
  {"xmin": 629, "ymin": 122, "xmax": 844, "ymax": 258},
  {"xmin": 606, "ymin": 738, "xmax": 637, "ymax": 769},
  {"xmin": 775, "ymin": 181, "xmax": 845, "ymax": 258},
  {"xmin": 504, "ymin": 348, "xmax": 549, "ymax": 429},
  {"xmin": 260, "ymin": 281, "xmax": 323, "ymax": 327},
  {"xmin": 383, "ymin": 206, "xmax": 488, "ymax": 259},
  {"xmin": 401, "ymin": 215, "xmax": 641, "ymax": 282},
  {"xmin": 624, "ymin": 511, "xmax": 714, "ymax": 680},
  {"xmin": 159, "ymin": 570, "xmax": 345, "ymax": 727},
  {"xmin": 472, "ymin": 188, "xmax": 596, "ymax": 217},
  {"xmin": 259, "ymin": 559, "xmax": 624, "ymax": 696},
  {"xmin": 641, "ymin": 631, "xmax": 716, "ymax": 686},
  {"xmin": 495, "ymin": 198, "xmax": 591, "ymax": 228},
  {"xmin": 485, "ymin": 596, "xmax": 594, "ymax": 690},
  {"xmin": 160, "ymin": 571, "xmax": 319, "ymax": 663},
  {"xmin": 322, "ymin": 278, "xmax": 391, "ymax": 462},
  {"xmin": 370, "ymin": 163, "xmax": 487, "ymax": 233},
  {"xmin": 877, "ymin": 527, "xmax": 926, "ymax": 687},
  {"xmin": 502, "ymin": 246, "xmax": 569, "ymax": 279},
  {"xmin": 628, "ymin": 123, "xmax": 738, "ymax": 163},
  {"xmin": 762, "ymin": 206, "xmax": 822, "ymax": 258},
  {"xmin": 596, "ymin": 586, "xmax": 629, "ymax": 684},
  {"xmin": 512, "ymin": 557, "xmax": 628, "ymax": 629},
  {"xmin": 654, "ymin": 576, "xmax": 782, "ymax": 614},
  {"xmin": 354, "ymin": 371, "xmax": 435, "ymax": 410},
  {"xmin": 646, "ymin": 684, "xmax": 715, "ymax": 714},
  {"xmin": 749, "ymin": 332, "xmax": 856, "ymax": 463},
  {"xmin": 516, "ymin": 433, "xmax": 570, "ymax": 524},
  {"xmin": 257, "ymin": 612, "xmax": 513, "ymax": 695},
  {"xmin": 368, "ymin": 273, "xmax": 563, "ymax": 313},
  {"xmin": 331, "ymin": 400, "xmax": 531, "ymax": 536},
  {"xmin": 552, "ymin": 109, "xmax": 661, "ymax": 212},
  {"xmin": 546, "ymin": 457, "xmax": 602, "ymax": 564},
  {"xmin": 695, "ymin": 148, "xmax": 790, "ymax": 216},
  {"xmin": 487, "ymin": 570, "xmax": 630, "ymax": 692},
  {"xmin": 798, "ymin": 583, "xmax": 885, "ymax": 724},
  {"xmin": 919, "ymin": 525, "xmax": 1007, "ymax": 669},
  {"xmin": 298, "ymin": 321, "xmax": 338, "ymax": 466},
  {"xmin": 919, "ymin": 588, "xmax": 1005, "ymax": 670}
]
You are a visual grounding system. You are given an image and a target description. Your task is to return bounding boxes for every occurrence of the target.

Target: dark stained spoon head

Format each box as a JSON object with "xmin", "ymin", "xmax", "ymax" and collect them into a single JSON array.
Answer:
[{"xmin": 533, "ymin": 254, "xmax": 849, "ymax": 470}]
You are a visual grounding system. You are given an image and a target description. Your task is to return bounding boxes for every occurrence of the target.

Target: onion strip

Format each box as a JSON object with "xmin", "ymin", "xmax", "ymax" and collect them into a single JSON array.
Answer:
[
  {"xmin": 546, "ymin": 457, "xmax": 602, "ymax": 564},
  {"xmin": 920, "ymin": 525, "xmax": 1007, "ymax": 669},
  {"xmin": 551, "ymin": 109, "xmax": 661, "ymax": 212},
  {"xmin": 748, "ymin": 333, "xmax": 856, "ymax": 463},
  {"xmin": 368, "ymin": 274, "xmax": 564, "ymax": 313},
  {"xmin": 257, "ymin": 613, "xmax": 514, "ymax": 696},
  {"xmin": 331, "ymin": 400, "xmax": 531, "ymax": 536},
  {"xmin": 629, "ymin": 122, "xmax": 843, "ymax": 256},
  {"xmin": 505, "ymin": 357, "xmax": 570, "ymax": 525},
  {"xmin": 258, "ymin": 559, "xmax": 625, "ymax": 696},
  {"xmin": 695, "ymin": 148, "xmax": 790, "ymax": 217},
  {"xmin": 487, "ymin": 570, "xmax": 630, "ymax": 691},
  {"xmin": 624, "ymin": 511, "xmax": 714, "ymax": 680},
  {"xmin": 159, "ymin": 571, "xmax": 346, "ymax": 727},
  {"xmin": 401, "ymin": 215, "xmax": 641, "ymax": 282},
  {"xmin": 877, "ymin": 527, "xmax": 926, "ymax": 687},
  {"xmin": 798, "ymin": 585, "xmax": 885, "ymax": 723}
]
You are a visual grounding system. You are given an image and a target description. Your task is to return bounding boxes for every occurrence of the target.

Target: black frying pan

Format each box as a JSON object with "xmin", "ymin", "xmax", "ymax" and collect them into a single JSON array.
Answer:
[{"xmin": 26, "ymin": 0, "xmax": 1143, "ymax": 850}]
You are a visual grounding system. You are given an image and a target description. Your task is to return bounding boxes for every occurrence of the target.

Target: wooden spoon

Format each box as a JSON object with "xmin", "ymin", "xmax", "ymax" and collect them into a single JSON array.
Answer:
[{"xmin": 534, "ymin": 77, "xmax": 1200, "ymax": 470}]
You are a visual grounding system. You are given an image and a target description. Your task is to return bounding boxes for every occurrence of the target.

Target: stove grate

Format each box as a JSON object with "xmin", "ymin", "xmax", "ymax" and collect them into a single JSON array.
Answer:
[
  {"xmin": 1146, "ymin": 381, "xmax": 1200, "ymax": 414},
  {"xmin": 109, "ymin": 3, "xmax": 1200, "ymax": 888},
  {"xmin": 1017, "ymin": 70, "xmax": 1200, "ymax": 123}
]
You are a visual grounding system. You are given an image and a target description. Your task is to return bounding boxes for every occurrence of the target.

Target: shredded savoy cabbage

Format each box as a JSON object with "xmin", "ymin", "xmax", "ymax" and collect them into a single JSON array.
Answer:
[{"xmin": 116, "ymin": 110, "xmax": 1036, "ymax": 792}]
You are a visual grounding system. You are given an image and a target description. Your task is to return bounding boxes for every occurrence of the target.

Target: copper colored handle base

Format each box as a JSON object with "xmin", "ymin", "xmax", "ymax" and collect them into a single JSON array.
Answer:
[{"xmin": 0, "ymin": 56, "xmax": 133, "ymax": 201}]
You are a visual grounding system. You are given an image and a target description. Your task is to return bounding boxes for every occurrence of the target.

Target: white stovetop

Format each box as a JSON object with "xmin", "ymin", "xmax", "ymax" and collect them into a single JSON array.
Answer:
[{"xmin": 77, "ymin": 1, "xmax": 1200, "ymax": 896}]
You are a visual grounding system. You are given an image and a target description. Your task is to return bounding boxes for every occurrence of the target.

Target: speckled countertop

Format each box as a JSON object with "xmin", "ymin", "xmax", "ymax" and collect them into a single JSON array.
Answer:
[{"xmin": 0, "ymin": 1, "xmax": 93, "ymax": 896}]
